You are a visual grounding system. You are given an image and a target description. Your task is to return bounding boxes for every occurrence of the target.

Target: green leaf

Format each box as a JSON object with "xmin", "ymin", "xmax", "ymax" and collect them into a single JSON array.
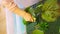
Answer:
[
  {"xmin": 23, "ymin": 19, "xmax": 27, "ymax": 25},
  {"xmin": 29, "ymin": 7, "xmax": 36, "ymax": 16},
  {"xmin": 42, "ymin": 0, "xmax": 57, "ymax": 11},
  {"xmin": 32, "ymin": 29, "xmax": 44, "ymax": 34},
  {"xmin": 39, "ymin": 21, "xmax": 48, "ymax": 31},
  {"xmin": 35, "ymin": 4, "xmax": 42, "ymax": 14},
  {"xmin": 42, "ymin": 10, "xmax": 57, "ymax": 22}
]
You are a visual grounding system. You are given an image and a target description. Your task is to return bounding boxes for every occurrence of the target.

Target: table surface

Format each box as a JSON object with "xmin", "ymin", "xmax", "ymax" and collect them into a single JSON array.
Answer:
[{"xmin": 0, "ymin": 7, "xmax": 6, "ymax": 34}]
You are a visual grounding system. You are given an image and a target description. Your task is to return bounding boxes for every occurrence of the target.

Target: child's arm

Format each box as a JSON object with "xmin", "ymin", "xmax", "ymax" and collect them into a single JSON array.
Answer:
[
  {"xmin": 12, "ymin": 6, "xmax": 34, "ymax": 22},
  {"xmin": 2, "ymin": 0, "xmax": 34, "ymax": 22}
]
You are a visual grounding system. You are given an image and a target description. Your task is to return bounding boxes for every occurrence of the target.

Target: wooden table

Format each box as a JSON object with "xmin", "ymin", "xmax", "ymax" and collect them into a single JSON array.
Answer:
[{"xmin": 0, "ymin": 6, "xmax": 6, "ymax": 34}]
